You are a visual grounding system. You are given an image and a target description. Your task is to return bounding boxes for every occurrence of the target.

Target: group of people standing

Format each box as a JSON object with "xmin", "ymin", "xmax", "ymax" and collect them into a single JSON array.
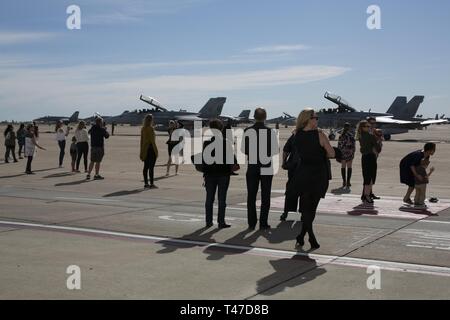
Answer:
[
  {"xmin": 3, "ymin": 123, "xmax": 46, "ymax": 174},
  {"xmin": 3, "ymin": 109, "xmax": 439, "ymax": 249},
  {"xmin": 2, "ymin": 118, "xmax": 109, "ymax": 178}
]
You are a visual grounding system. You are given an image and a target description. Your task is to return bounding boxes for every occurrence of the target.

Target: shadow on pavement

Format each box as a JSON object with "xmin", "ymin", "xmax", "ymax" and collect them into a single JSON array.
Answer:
[
  {"xmin": 203, "ymin": 229, "xmax": 262, "ymax": 260},
  {"xmin": 399, "ymin": 206, "xmax": 438, "ymax": 216},
  {"xmin": 43, "ymin": 172, "xmax": 75, "ymax": 178},
  {"xmin": 255, "ymin": 256, "xmax": 327, "ymax": 296},
  {"xmin": 156, "ymin": 226, "xmax": 220, "ymax": 254},
  {"xmin": 331, "ymin": 187, "xmax": 351, "ymax": 195},
  {"xmin": 259, "ymin": 220, "xmax": 301, "ymax": 245},
  {"xmin": 103, "ymin": 189, "xmax": 147, "ymax": 197},
  {"xmin": 0, "ymin": 167, "xmax": 60, "ymax": 179},
  {"xmin": 55, "ymin": 179, "xmax": 90, "ymax": 187},
  {"xmin": 347, "ymin": 204, "xmax": 379, "ymax": 216}
]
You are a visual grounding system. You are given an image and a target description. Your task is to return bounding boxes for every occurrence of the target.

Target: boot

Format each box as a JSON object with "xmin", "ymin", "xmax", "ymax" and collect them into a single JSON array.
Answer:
[
  {"xmin": 341, "ymin": 168, "xmax": 346, "ymax": 187},
  {"xmin": 346, "ymin": 168, "xmax": 352, "ymax": 187}
]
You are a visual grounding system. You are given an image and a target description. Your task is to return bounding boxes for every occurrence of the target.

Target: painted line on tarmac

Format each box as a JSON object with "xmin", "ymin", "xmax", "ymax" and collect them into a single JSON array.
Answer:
[{"xmin": 1, "ymin": 219, "xmax": 450, "ymax": 278}]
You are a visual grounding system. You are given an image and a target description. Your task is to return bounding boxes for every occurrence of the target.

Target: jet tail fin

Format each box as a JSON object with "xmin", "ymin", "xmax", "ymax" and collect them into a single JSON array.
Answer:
[
  {"xmin": 69, "ymin": 111, "xmax": 79, "ymax": 123},
  {"xmin": 238, "ymin": 110, "xmax": 250, "ymax": 118},
  {"xmin": 386, "ymin": 96, "xmax": 424, "ymax": 120},
  {"xmin": 198, "ymin": 97, "xmax": 226, "ymax": 118}
]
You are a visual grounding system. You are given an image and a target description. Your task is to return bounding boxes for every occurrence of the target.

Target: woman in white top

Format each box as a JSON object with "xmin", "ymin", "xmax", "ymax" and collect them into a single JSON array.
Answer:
[
  {"xmin": 55, "ymin": 120, "xmax": 70, "ymax": 168},
  {"xmin": 74, "ymin": 121, "xmax": 89, "ymax": 172},
  {"xmin": 25, "ymin": 124, "xmax": 45, "ymax": 174}
]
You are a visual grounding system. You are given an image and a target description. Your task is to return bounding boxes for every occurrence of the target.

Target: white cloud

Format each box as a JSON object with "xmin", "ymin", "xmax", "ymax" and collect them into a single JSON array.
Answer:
[
  {"xmin": 0, "ymin": 32, "xmax": 56, "ymax": 45},
  {"xmin": 0, "ymin": 62, "xmax": 349, "ymax": 120},
  {"xmin": 246, "ymin": 44, "xmax": 310, "ymax": 54},
  {"xmin": 80, "ymin": 0, "xmax": 211, "ymax": 25}
]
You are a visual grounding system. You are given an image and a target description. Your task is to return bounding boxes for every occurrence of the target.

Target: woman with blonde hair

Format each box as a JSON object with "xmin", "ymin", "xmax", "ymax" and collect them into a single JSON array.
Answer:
[
  {"xmin": 140, "ymin": 114, "xmax": 159, "ymax": 188},
  {"xmin": 286, "ymin": 108, "xmax": 335, "ymax": 250},
  {"xmin": 74, "ymin": 121, "xmax": 89, "ymax": 172},
  {"xmin": 356, "ymin": 119, "xmax": 380, "ymax": 203}
]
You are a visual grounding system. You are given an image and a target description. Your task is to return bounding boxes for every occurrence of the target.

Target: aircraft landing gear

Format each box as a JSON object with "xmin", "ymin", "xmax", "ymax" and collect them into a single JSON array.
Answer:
[{"xmin": 384, "ymin": 134, "xmax": 391, "ymax": 141}]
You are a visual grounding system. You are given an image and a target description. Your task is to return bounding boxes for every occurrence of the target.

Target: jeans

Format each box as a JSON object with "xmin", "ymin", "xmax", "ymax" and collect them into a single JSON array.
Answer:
[
  {"xmin": 26, "ymin": 156, "xmax": 33, "ymax": 172},
  {"xmin": 143, "ymin": 145, "xmax": 157, "ymax": 185},
  {"xmin": 58, "ymin": 140, "xmax": 66, "ymax": 166},
  {"xmin": 204, "ymin": 175, "xmax": 230, "ymax": 225},
  {"xmin": 76, "ymin": 142, "xmax": 89, "ymax": 171},
  {"xmin": 5, "ymin": 146, "xmax": 17, "ymax": 162}
]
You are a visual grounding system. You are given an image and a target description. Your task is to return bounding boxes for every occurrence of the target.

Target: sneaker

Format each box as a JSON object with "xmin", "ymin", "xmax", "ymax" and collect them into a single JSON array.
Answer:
[
  {"xmin": 86, "ymin": 174, "xmax": 91, "ymax": 180},
  {"xmin": 94, "ymin": 175, "xmax": 104, "ymax": 180}
]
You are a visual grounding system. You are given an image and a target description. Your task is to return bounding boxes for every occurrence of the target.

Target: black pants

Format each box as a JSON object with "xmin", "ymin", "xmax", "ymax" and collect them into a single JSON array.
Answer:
[
  {"xmin": 205, "ymin": 175, "xmax": 230, "ymax": 225},
  {"xmin": 5, "ymin": 146, "xmax": 17, "ymax": 162},
  {"xmin": 76, "ymin": 142, "xmax": 89, "ymax": 171},
  {"xmin": 284, "ymin": 169, "xmax": 301, "ymax": 214},
  {"xmin": 18, "ymin": 144, "xmax": 24, "ymax": 157},
  {"xmin": 26, "ymin": 156, "xmax": 33, "ymax": 173},
  {"xmin": 143, "ymin": 145, "xmax": 157, "ymax": 185},
  {"xmin": 297, "ymin": 193, "xmax": 321, "ymax": 241},
  {"xmin": 246, "ymin": 168, "xmax": 273, "ymax": 228},
  {"xmin": 362, "ymin": 153, "xmax": 377, "ymax": 186},
  {"xmin": 58, "ymin": 140, "xmax": 66, "ymax": 166}
]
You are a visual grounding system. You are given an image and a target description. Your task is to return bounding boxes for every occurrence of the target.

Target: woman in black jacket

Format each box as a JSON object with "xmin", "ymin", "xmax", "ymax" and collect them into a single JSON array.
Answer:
[
  {"xmin": 286, "ymin": 109, "xmax": 335, "ymax": 250},
  {"xmin": 202, "ymin": 119, "xmax": 238, "ymax": 229}
]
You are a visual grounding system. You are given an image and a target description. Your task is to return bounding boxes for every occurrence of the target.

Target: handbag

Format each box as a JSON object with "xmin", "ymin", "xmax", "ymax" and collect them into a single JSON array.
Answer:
[{"xmin": 191, "ymin": 154, "xmax": 204, "ymax": 173}]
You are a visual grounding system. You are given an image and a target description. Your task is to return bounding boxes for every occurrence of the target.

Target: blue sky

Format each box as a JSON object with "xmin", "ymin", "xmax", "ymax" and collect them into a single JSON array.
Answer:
[{"xmin": 1, "ymin": 0, "xmax": 449, "ymax": 121}]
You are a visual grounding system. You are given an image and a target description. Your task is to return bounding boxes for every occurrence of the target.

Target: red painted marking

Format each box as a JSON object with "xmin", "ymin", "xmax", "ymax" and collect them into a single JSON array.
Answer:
[{"xmin": 239, "ymin": 194, "xmax": 449, "ymax": 220}]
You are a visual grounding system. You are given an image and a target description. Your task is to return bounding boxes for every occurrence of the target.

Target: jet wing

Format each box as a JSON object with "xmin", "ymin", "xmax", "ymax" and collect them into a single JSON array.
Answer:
[
  {"xmin": 375, "ymin": 117, "xmax": 414, "ymax": 124},
  {"xmin": 174, "ymin": 115, "xmax": 204, "ymax": 122},
  {"xmin": 420, "ymin": 119, "xmax": 448, "ymax": 125}
]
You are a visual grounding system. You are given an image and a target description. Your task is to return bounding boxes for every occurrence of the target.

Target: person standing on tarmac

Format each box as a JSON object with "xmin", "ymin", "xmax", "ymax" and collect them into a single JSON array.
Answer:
[
  {"xmin": 202, "ymin": 119, "xmax": 239, "ymax": 228},
  {"xmin": 86, "ymin": 117, "xmax": 110, "ymax": 180},
  {"xmin": 286, "ymin": 109, "xmax": 335, "ymax": 250},
  {"xmin": 55, "ymin": 120, "xmax": 70, "ymax": 168},
  {"xmin": 242, "ymin": 108, "xmax": 278, "ymax": 231},
  {"xmin": 337, "ymin": 123, "xmax": 355, "ymax": 188},
  {"xmin": 140, "ymin": 114, "xmax": 158, "ymax": 189}
]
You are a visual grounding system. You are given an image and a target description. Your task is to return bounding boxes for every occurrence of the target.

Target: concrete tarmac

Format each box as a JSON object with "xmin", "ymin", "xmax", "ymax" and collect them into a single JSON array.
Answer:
[{"xmin": 0, "ymin": 124, "xmax": 449, "ymax": 299}]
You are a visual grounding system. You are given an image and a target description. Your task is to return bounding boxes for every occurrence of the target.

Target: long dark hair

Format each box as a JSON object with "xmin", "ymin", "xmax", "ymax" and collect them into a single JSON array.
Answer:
[{"xmin": 4, "ymin": 124, "xmax": 13, "ymax": 137}]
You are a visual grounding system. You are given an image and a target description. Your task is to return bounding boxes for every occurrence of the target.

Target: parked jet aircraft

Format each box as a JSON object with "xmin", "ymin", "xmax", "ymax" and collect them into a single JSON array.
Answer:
[
  {"xmin": 267, "ymin": 113, "xmax": 296, "ymax": 127},
  {"xmin": 93, "ymin": 96, "xmax": 226, "ymax": 130},
  {"xmin": 219, "ymin": 110, "xmax": 252, "ymax": 125},
  {"xmin": 319, "ymin": 92, "xmax": 446, "ymax": 140},
  {"xmin": 33, "ymin": 111, "xmax": 79, "ymax": 125}
]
